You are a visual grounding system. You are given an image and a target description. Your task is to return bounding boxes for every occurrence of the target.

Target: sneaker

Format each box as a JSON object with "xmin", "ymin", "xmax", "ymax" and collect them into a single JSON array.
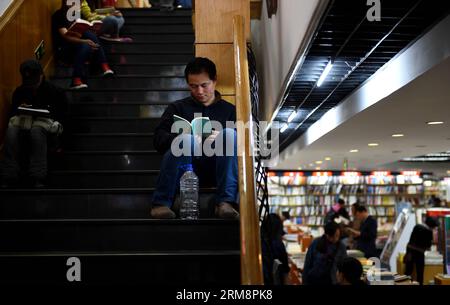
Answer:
[
  {"xmin": 101, "ymin": 63, "xmax": 114, "ymax": 77},
  {"xmin": 151, "ymin": 205, "xmax": 176, "ymax": 219},
  {"xmin": 71, "ymin": 78, "xmax": 88, "ymax": 89},
  {"xmin": 215, "ymin": 202, "xmax": 239, "ymax": 219}
]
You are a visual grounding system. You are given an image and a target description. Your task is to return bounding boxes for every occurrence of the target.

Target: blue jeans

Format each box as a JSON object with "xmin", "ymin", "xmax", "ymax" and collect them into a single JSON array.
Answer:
[
  {"xmin": 0, "ymin": 126, "xmax": 48, "ymax": 181},
  {"xmin": 152, "ymin": 128, "xmax": 239, "ymax": 207},
  {"xmin": 100, "ymin": 16, "xmax": 125, "ymax": 37},
  {"xmin": 60, "ymin": 31, "xmax": 108, "ymax": 79}
]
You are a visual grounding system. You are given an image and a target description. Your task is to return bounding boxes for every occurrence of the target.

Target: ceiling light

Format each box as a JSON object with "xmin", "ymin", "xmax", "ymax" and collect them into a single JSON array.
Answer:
[
  {"xmin": 392, "ymin": 134, "xmax": 404, "ymax": 138},
  {"xmin": 325, "ymin": 157, "xmax": 331, "ymax": 161},
  {"xmin": 298, "ymin": 167, "xmax": 303, "ymax": 170},
  {"xmin": 317, "ymin": 61, "xmax": 333, "ymax": 87},
  {"xmin": 447, "ymin": 170, "xmax": 450, "ymax": 175},
  {"xmin": 280, "ymin": 124, "xmax": 288, "ymax": 133},
  {"xmin": 368, "ymin": 143, "xmax": 379, "ymax": 147},
  {"xmin": 309, "ymin": 163, "xmax": 314, "ymax": 167},
  {"xmin": 315, "ymin": 161, "xmax": 323, "ymax": 164},
  {"xmin": 350, "ymin": 149, "xmax": 359, "ymax": 153},
  {"xmin": 315, "ymin": 167, "xmax": 321, "ymax": 170},
  {"xmin": 287, "ymin": 111, "xmax": 297, "ymax": 123},
  {"xmin": 427, "ymin": 121, "xmax": 444, "ymax": 125}
]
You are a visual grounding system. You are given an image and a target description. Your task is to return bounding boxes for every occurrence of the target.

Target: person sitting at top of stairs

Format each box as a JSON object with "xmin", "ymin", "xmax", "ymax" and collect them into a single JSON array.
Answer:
[
  {"xmin": 0, "ymin": 60, "xmax": 68, "ymax": 188},
  {"xmin": 81, "ymin": 0, "xmax": 133, "ymax": 42},
  {"xmin": 52, "ymin": 0, "xmax": 115, "ymax": 89},
  {"xmin": 151, "ymin": 57, "xmax": 239, "ymax": 220}
]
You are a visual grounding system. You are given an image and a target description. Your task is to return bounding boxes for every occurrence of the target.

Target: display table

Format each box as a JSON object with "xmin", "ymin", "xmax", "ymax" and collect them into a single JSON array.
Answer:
[{"xmin": 434, "ymin": 274, "xmax": 450, "ymax": 285}]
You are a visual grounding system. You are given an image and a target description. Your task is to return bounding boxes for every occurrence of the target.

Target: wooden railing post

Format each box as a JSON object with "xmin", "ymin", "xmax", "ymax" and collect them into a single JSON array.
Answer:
[{"xmin": 233, "ymin": 15, "xmax": 264, "ymax": 285}]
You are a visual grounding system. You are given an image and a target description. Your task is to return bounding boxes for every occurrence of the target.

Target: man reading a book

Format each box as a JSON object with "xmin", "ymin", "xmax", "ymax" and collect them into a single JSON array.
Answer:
[
  {"xmin": 151, "ymin": 57, "xmax": 239, "ymax": 219},
  {"xmin": 0, "ymin": 60, "xmax": 67, "ymax": 188}
]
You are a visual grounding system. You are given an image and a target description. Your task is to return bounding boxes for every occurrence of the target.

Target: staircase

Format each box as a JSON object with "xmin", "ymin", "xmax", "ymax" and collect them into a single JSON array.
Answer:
[{"xmin": 0, "ymin": 8, "xmax": 240, "ymax": 284}]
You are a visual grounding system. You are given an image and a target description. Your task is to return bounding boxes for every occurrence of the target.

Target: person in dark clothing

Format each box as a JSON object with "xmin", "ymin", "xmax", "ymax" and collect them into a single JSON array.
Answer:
[
  {"xmin": 302, "ymin": 222, "xmax": 347, "ymax": 285},
  {"xmin": 150, "ymin": 57, "xmax": 238, "ymax": 220},
  {"xmin": 0, "ymin": 60, "xmax": 67, "ymax": 188},
  {"xmin": 325, "ymin": 198, "xmax": 350, "ymax": 225},
  {"xmin": 404, "ymin": 216, "xmax": 439, "ymax": 285},
  {"xmin": 336, "ymin": 257, "xmax": 365, "ymax": 285},
  {"xmin": 261, "ymin": 214, "xmax": 291, "ymax": 285},
  {"xmin": 52, "ymin": 0, "xmax": 114, "ymax": 89},
  {"xmin": 348, "ymin": 205, "xmax": 378, "ymax": 258}
]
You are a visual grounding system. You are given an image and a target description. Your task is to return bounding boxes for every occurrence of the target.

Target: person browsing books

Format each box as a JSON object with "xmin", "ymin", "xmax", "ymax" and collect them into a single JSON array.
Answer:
[
  {"xmin": 151, "ymin": 57, "xmax": 239, "ymax": 219},
  {"xmin": 52, "ymin": 0, "xmax": 114, "ymax": 89},
  {"xmin": 0, "ymin": 60, "xmax": 68, "ymax": 188},
  {"xmin": 302, "ymin": 222, "xmax": 347, "ymax": 285},
  {"xmin": 81, "ymin": 0, "xmax": 132, "ymax": 42},
  {"xmin": 347, "ymin": 205, "xmax": 378, "ymax": 258}
]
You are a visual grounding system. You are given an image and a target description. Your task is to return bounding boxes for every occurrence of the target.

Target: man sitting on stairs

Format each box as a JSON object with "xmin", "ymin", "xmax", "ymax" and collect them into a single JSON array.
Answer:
[{"xmin": 151, "ymin": 57, "xmax": 239, "ymax": 219}]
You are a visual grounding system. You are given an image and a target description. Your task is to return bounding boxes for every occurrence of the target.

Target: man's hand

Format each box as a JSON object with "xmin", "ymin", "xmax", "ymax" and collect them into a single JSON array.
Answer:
[
  {"xmin": 113, "ymin": 10, "xmax": 123, "ymax": 17},
  {"xmin": 84, "ymin": 39, "xmax": 99, "ymax": 50}
]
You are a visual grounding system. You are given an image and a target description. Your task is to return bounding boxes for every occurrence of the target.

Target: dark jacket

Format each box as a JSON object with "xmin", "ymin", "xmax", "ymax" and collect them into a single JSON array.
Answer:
[
  {"xmin": 153, "ymin": 92, "xmax": 236, "ymax": 154},
  {"xmin": 407, "ymin": 224, "xmax": 433, "ymax": 252},
  {"xmin": 356, "ymin": 216, "xmax": 378, "ymax": 258},
  {"xmin": 302, "ymin": 236, "xmax": 347, "ymax": 285},
  {"xmin": 11, "ymin": 80, "xmax": 68, "ymax": 124}
]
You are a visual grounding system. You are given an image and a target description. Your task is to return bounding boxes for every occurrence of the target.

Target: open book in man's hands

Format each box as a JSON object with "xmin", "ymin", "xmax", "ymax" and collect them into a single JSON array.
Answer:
[
  {"xmin": 66, "ymin": 19, "xmax": 103, "ymax": 37},
  {"xmin": 173, "ymin": 115, "xmax": 212, "ymax": 138}
]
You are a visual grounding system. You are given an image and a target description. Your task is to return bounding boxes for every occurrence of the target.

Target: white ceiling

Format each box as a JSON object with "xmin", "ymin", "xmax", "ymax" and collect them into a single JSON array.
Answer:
[{"xmin": 273, "ymin": 56, "xmax": 450, "ymax": 177}]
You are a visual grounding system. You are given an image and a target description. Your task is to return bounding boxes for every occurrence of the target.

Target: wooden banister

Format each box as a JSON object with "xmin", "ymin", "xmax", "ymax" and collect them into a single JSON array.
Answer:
[{"xmin": 233, "ymin": 15, "xmax": 263, "ymax": 285}]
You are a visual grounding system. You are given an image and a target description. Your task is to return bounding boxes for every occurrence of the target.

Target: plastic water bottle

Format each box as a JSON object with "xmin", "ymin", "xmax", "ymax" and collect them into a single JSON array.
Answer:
[{"xmin": 179, "ymin": 164, "xmax": 199, "ymax": 220}]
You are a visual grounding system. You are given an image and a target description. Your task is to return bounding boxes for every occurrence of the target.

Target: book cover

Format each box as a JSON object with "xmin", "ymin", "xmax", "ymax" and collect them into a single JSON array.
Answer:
[
  {"xmin": 17, "ymin": 106, "xmax": 50, "ymax": 117},
  {"xmin": 173, "ymin": 115, "xmax": 212, "ymax": 138},
  {"xmin": 67, "ymin": 19, "xmax": 103, "ymax": 36}
]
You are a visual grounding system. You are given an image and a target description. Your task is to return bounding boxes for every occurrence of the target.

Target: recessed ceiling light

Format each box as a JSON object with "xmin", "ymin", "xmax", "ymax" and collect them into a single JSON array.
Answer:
[
  {"xmin": 287, "ymin": 111, "xmax": 297, "ymax": 123},
  {"xmin": 447, "ymin": 170, "xmax": 450, "ymax": 175},
  {"xmin": 368, "ymin": 143, "xmax": 379, "ymax": 147},
  {"xmin": 325, "ymin": 157, "xmax": 331, "ymax": 161},
  {"xmin": 392, "ymin": 134, "xmax": 404, "ymax": 138},
  {"xmin": 315, "ymin": 161, "xmax": 323, "ymax": 164},
  {"xmin": 309, "ymin": 163, "xmax": 314, "ymax": 167},
  {"xmin": 298, "ymin": 167, "xmax": 303, "ymax": 170},
  {"xmin": 315, "ymin": 167, "xmax": 321, "ymax": 170},
  {"xmin": 280, "ymin": 124, "xmax": 288, "ymax": 133},
  {"xmin": 427, "ymin": 121, "xmax": 444, "ymax": 125},
  {"xmin": 350, "ymin": 149, "xmax": 359, "ymax": 153}
]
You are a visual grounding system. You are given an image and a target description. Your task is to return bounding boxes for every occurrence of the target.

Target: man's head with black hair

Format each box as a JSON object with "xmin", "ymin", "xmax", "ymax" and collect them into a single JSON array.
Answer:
[
  {"xmin": 337, "ymin": 257, "xmax": 364, "ymax": 285},
  {"xmin": 324, "ymin": 221, "xmax": 340, "ymax": 244},
  {"xmin": 338, "ymin": 198, "xmax": 345, "ymax": 206},
  {"xmin": 425, "ymin": 216, "xmax": 439, "ymax": 229},
  {"xmin": 184, "ymin": 57, "xmax": 218, "ymax": 106},
  {"xmin": 354, "ymin": 204, "xmax": 368, "ymax": 221}
]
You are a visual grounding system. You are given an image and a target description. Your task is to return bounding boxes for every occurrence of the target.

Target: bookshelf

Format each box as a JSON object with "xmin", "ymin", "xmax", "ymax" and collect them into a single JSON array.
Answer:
[{"xmin": 268, "ymin": 170, "xmax": 426, "ymax": 230}]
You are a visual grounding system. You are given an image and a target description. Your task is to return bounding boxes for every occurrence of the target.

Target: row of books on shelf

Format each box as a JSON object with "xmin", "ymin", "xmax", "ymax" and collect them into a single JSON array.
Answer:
[
  {"xmin": 268, "ymin": 185, "xmax": 424, "ymax": 196},
  {"xmin": 270, "ymin": 175, "xmax": 423, "ymax": 186},
  {"xmin": 271, "ymin": 205, "xmax": 330, "ymax": 217},
  {"xmin": 366, "ymin": 185, "xmax": 423, "ymax": 194},
  {"xmin": 367, "ymin": 206, "xmax": 396, "ymax": 217},
  {"xmin": 269, "ymin": 196, "xmax": 336, "ymax": 206}
]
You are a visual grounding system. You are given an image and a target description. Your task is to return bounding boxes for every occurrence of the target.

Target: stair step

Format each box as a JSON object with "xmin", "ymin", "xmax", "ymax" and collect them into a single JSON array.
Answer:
[
  {"xmin": 107, "ymin": 53, "xmax": 193, "ymax": 64},
  {"xmin": 66, "ymin": 89, "xmax": 190, "ymax": 103},
  {"xmin": 50, "ymin": 150, "xmax": 163, "ymax": 171},
  {"xmin": 0, "ymin": 219, "xmax": 239, "ymax": 252},
  {"xmin": 103, "ymin": 42, "xmax": 194, "ymax": 54},
  {"xmin": 125, "ymin": 17, "xmax": 192, "ymax": 24},
  {"xmin": 120, "ymin": 8, "xmax": 193, "ymax": 17},
  {"xmin": 52, "ymin": 76, "xmax": 187, "ymax": 90},
  {"xmin": 0, "ymin": 251, "xmax": 239, "ymax": 284},
  {"xmin": 122, "ymin": 33, "xmax": 194, "ymax": 43},
  {"xmin": 121, "ymin": 24, "xmax": 193, "ymax": 34},
  {"xmin": 0, "ymin": 189, "xmax": 218, "ymax": 218},
  {"xmin": 68, "ymin": 103, "xmax": 168, "ymax": 118},
  {"xmin": 53, "ymin": 64, "xmax": 186, "ymax": 78},
  {"xmin": 47, "ymin": 170, "xmax": 159, "ymax": 188},
  {"xmin": 66, "ymin": 133, "xmax": 155, "ymax": 151},
  {"xmin": 70, "ymin": 117, "xmax": 160, "ymax": 133}
]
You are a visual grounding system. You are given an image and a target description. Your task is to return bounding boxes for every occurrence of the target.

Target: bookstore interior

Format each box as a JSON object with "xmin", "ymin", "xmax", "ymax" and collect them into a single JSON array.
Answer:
[{"xmin": 267, "ymin": 169, "xmax": 450, "ymax": 285}]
